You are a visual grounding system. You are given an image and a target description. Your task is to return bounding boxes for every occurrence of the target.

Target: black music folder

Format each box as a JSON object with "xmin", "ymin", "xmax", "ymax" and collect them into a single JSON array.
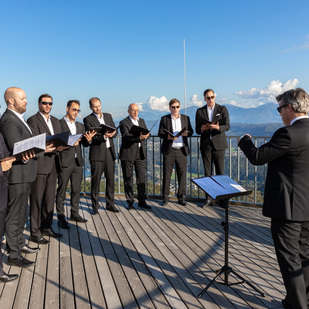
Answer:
[
  {"xmin": 163, "ymin": 127, "xmax": 187, "ymax": 138},
  {"xmin": 129, "ymin": 125, "xmax": 150, "ymax": 136}
]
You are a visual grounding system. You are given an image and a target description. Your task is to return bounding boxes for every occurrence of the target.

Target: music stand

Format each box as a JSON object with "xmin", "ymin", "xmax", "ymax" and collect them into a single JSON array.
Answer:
[{"xmin": 191, "ymin": 175, "xmax": 265, "ymax": 299}]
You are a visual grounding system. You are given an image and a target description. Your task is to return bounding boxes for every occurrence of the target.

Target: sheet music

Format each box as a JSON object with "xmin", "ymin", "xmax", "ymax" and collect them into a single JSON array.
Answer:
[
  {"xmin": 67, "ymin": 134, "xmax": 83, "ymax": 146},
  {"xmin": 192, "ymin": 177, "xmax": 228, "ymax": 199},
  {"xmin": 211, "ymin": 175, "xmax": 246, "ymax": 193},
  {"xmin": 13, "ymin": 133, "xmax": 46, "ymax": 155}
]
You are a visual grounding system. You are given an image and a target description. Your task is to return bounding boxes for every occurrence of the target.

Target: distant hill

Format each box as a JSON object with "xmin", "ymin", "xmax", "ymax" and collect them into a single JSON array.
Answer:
[{"xmin": 136, "ymin": 103, "xmax": 281, "ymax": 124}]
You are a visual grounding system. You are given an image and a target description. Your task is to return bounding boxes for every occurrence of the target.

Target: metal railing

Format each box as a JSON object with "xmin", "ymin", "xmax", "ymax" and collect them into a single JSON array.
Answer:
[{"xmin": 81, "ymin": 136, "xmax": 270, "ymax": 206}]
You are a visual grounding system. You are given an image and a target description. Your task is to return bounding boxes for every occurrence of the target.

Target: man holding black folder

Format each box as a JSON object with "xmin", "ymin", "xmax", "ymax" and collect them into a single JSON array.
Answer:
[
  {"xmin": 158, "ymin": 98, "xmax": 193, "ymax": 206},
  {"xmin": 0, "ymin": 87, "xmax": 39, "ymax": 268},
  {"xmin": 56, "ymin": 100, "xmax": 96, "ymax": 226},
  {"xmin": 195, "ymin": 89, "xmax": 230, "ymax": 207},
  {"xmin": 27, "ymin": 94, "xmax": 63, "ymax": 243},
  {"xmin": 119, "ymin": 103, "xmax": 150, "ymax": 210},
  {"xmin": 83, "ymin": 97, "xmax": 118, "ymax": 214}
]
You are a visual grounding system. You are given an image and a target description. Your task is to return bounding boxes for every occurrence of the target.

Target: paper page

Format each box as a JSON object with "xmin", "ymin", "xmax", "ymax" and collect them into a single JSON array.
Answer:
[
  {"xmin": 13, "ymin": 133, "xmax": 46, "ymax": 155},
  {"xmin": 67, "ymin": 134, "xmax": 83, "ymax": 146},
  {"xmin": 192, "ymin": 177, "xmax": 228, "ymax": 199},
  {"xmin": 211, "ymin": 175, "xmax": 246, "ymax": 193}
]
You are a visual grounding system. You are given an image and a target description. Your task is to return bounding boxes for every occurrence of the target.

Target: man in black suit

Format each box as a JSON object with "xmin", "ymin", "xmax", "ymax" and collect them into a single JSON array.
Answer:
[
  {"xmin": 83, "ymin": 97, "xmax": 118, "ymax": 214},
  {"xmin": 239, "ymin": 88, "xmax": 309, "ymax": 309},
  {"xmin": 0, "ymin": 87, "xmax": 41, "ymax": 268},
  {"xmin": 0, "ymin": 132, "xmax": 18, "ymax": 281},
  {"xmin": 158, "ymin": 98, "xmax": 193, "ymax": 206},
  {"xmin": 195, "ymin": 89, "xmax": 230, "ymax": 207},
  {"xmin": 27, "ymin": 94, "xmax": 63, "ymax": 243},
  {"xmin": 119, "ymin": 103, "xmax": 151, "ymax": 210},
  {"xmin": 56, "ymin": 100, "xmax": 96, "ymax": 226}
]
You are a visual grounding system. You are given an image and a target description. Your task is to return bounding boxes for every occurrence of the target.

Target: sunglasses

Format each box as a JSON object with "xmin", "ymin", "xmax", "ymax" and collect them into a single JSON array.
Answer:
[
  {"xmin": 277, "ymin": 104, "xmax": 289, "ymax": 113},
  {"xmin": 206, "ymin": 96, "xmax": 215, "ymax": 100},
  {"xmin": 71, "ymin": 108, "xmax": 81, "ymax": 113},
  {"xmin": 41, "ymin": 101, "xmax": 53, "ymax": 106},
  {"xmin": 171, "ymin": 105, "xmax": 180, "ymax": 109}
]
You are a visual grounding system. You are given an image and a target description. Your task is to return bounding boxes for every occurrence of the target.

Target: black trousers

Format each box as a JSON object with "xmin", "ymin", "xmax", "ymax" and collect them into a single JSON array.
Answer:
[
  {"xmin": 201, "ymin": 141, "xmax": 225, "ymax": 177},
  {"xmin": 90, "ymin": 149, "xmax": 115, "ymax": 210},
  {"xmin": 56, "ymin": 160, "xmax": 82, "ymax": 217},
  {"xmin": 121, "ymin": 152, "xmax": 146, "ymax": 204},
  {"xmin": 163, "ymin": 148, "xmax": 187, "ymax": 201},
  {"xmin": 271, "ymin": 219, "xmax": 309, "ymax": 309},
  {"xmin": 0, "ymin": 176, "xmax": 8, "ymax": 275},
  {"xmin": 6, "ymin": 182, "xmax": 31, "ymax": 259},
  {"xmin": 30, "ymin": 163, "xmax": 57, "ymax": 237}
]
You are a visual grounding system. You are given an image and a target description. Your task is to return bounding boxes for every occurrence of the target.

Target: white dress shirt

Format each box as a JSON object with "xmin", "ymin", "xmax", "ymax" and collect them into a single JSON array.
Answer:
[
  {"xmin": 129, "ymin": 116, "xmax": 141, "ymax": 147},
  {"xmin": 39, "ymin": 112, "xmax": 54, "ymax": 135},
  {"xmin": 94, "ymin": 112, "xmax": 110, "ymax": 148},
  {"xmin": 171, "ymin": 114, "xmax": 184, "ymax": 148}
]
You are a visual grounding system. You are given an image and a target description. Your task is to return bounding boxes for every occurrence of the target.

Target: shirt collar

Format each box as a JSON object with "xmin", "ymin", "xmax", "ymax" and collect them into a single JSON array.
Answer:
[
  {"xmin": 129, "ymin": 115, "xmax": 139, "ymax": 122},
  {"xmin": 8, "ymin": 108, "xmax": 24, "ymax": 120},
  {"xmin": 170, "ymin": 114, "xmax": 181, "ymax": 120},
  {"xmin": 290, "ymin": 115, "xmax": 309, "ymax": 125},
  {"xmin": 64, "ymin": 116, "xmax": 75, "ymax": 124}
]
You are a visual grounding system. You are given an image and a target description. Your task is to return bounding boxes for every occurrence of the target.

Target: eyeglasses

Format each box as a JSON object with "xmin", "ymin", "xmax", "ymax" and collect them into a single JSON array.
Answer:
[
  {"xmin": 41, "ymin": 101, "xmax": 53, "ymax": 106},
  {"xmin": 71, "ymin": 108, "xmax": 81, "ymax": 113},
  {"xmin": 206, "ymin": 96, "xmax": 215, "ymax": 100},
  {"xmin": 171, "ymin": 106, "xmax": 180, "ymax": 109},
  {"xmin": 277, "ymin": 104, "xmax": 289, "ymax": 113}
]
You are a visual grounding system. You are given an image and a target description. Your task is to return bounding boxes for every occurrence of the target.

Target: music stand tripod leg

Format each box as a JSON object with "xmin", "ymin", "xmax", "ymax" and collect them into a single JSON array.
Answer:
[{"xmin": 197, "ymin": 267, "xmax": 225, "ymax": 298}]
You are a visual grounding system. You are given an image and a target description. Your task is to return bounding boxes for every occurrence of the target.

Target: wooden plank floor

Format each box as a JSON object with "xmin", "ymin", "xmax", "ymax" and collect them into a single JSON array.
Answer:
[{"xmin": 0, "ymin": 196, "xmax": 286, "ymax": 309}]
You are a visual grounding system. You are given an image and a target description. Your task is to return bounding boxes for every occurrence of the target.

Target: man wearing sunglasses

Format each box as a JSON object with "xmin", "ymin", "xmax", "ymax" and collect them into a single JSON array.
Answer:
[
  {"xmin": 158, "ymin": 98, "xmax": 193, "ymax": 206},
  {"xmin": 27, "ymin": 94, "xmax": 63, "ymax": 243},
  {"xmin": 56, "ymin": 100, "xmax": 96, "ymax": 226},
  {"xmin": 239, "ymin": 88, "xmax": 309, "ymax": 309},
  {"xmin": 195, "ymin": 89, "xmax": 230, "ymax": 207}
]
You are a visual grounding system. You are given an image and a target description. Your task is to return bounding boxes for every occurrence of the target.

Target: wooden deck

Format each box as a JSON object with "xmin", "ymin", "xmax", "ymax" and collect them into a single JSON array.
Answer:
[{"xmin": 0, "ymin": 196, "xmax": 285, "ymax": 309}]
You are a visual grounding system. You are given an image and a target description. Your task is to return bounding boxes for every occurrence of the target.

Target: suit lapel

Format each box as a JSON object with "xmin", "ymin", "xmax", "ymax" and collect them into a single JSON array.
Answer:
[
  {"xmin": 6, "ymin": 109, "xmax": 32, "ymax": 135},
  {"xmin": 37, "ymin": 112, "xmax": 52, "ymax": 135}
]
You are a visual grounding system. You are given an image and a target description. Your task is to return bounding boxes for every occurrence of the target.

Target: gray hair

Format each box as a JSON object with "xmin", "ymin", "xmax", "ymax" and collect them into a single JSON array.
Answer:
[{"xmin": 276, "ymin": 88, "xmax": 309, "ymax": 113}]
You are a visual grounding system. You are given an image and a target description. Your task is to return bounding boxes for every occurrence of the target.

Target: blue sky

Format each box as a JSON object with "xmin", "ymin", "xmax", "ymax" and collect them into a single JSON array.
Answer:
[{"xmin": 0, "ymin": 0, "xmax": 308, "ymax": 120}]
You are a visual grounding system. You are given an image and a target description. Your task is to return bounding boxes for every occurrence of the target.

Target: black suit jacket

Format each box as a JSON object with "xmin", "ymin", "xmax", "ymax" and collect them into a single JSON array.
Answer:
[
  {"xmin": 158, "ymin": 114, "xmax": 193, "ymax": 156},
  {"xmin": 195, "ymin": 103, "xmax": 230, "ymax": 151},
  {"xmin": 0, "ymin": 132, "xmax": 10, "ymax": 182},
  {"xmin": 83, "ymin": 113, "xmax": 117, "ymax": 161},
  {"xmin": 0, "ymin": 109, "xmax": 37, "ymax": 183},
  {"xmin": 239, "ymin": 118, "xmax": 309, "ymax": 221},
  {"xmin": 119, "ymin": 117, "xmax": 149, "ymax": 161},
  {"xmin": 27, "ymin": 112, "xmax": 62, "ymax": 175},
  {"xmin": 58, "ymin": 118, "xmax": 89, "ymax": 167}
]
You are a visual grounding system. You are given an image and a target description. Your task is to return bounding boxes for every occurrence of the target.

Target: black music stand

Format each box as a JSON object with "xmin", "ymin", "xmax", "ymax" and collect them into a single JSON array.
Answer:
[{"xmin": 191, "ymin": 175, "xmax": 265, "ymax": 299}]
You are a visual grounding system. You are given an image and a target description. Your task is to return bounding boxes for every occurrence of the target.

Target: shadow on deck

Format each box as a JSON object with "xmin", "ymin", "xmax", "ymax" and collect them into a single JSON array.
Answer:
[{"xmin": 0, "ymin": 197, "xmax": 285, "ymax": 308}]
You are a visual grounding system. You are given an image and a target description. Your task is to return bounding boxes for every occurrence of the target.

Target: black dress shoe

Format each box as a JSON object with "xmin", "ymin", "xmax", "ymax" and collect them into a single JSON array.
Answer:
[
  {"xmin": 20, "ymin": 245, "xmax": 41, "ymax": 254},
  {"xmin": 127, "ymin": 202, "xmax": 134, "ymax": 210},
  {"xmin": 40, "ymin": 228, "xmax": 63, "ymax": 238},
  {"xmin": 138, "ymin": 202, "xmax": 151, "ymax": 209},
  {"xmin": 92, "ymin": 208, "xmax": 99, "ymax": 215},
  {"xmin": 70, "ymin": 214, "xmax": 88, "ymax": 222},
  {"xmin": 58, "ymin": 219, "xmax": 70, "ymax": 229},
  {"xmin": 282, "ymin": 299, "xmax": 292, "ymax": 309},
  {"xmin": 204, "ymin": 199, "xmax": 213, "ymax": 207},
  {"xmin": 7, "ymin": 256, "xmax": 35, "ymax": 268},
  {"xmin": 106, "ymin": 205, "xmax": 120, "ymax": 213},
  {"xmin": 161, "ymin": 200, "xmax": 169, "ymax": 206},
  {"xmin": 178, "ymin": 200, "xmax": 187, "ymax": 206},
  {"xmin": 0, "ymin": 272, "xmax": 19, "ymax": 282},
  {"xmin": 30, "ymin": 236, "xmax": 50, "ymax": 244}
]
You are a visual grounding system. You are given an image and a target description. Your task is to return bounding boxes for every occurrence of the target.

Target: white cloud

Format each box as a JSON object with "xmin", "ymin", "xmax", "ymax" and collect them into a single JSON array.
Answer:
[
  {"xmin": 135, "ymin": 102, "xmax": 144, "ymax": 111},
  {"xmin": 188, "ymin": 94, "xmax": 203, "ymax": 107},
  {"xmin": 283, "ymin": 35, "xmax": 309, "ymax": 52},
  {"xmin": 234, "ymin": 79, "xmax": 300, "ymax": 101},
  {"xmin": 229, "ymin": 100, "xmax": 238, "ymax": 106},
  {"xmin": 146, "ymin": 96, "xmax": 169, "ymax": 111}
]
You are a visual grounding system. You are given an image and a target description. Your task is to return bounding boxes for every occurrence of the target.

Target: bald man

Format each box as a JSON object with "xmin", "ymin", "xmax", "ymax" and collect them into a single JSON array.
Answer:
[
  {"xmin": 0, "ymin": 87, "xmax": 40, "ymax": 267},
  {"xmin": 119, "ymin": 104, "xmax": 151, "ymax": 210}
]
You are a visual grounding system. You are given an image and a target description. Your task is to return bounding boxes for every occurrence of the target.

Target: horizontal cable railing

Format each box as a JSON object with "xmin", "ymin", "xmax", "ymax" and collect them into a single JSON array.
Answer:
[{"xmin": 81, "ymin": 136, "xmax": 270, "ymax": 206}]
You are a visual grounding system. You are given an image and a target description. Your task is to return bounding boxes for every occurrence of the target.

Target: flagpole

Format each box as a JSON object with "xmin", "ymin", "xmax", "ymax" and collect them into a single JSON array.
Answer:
[{"xmin": 183, "ymin": 38, "xmax": 186, "ymax": 115}]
